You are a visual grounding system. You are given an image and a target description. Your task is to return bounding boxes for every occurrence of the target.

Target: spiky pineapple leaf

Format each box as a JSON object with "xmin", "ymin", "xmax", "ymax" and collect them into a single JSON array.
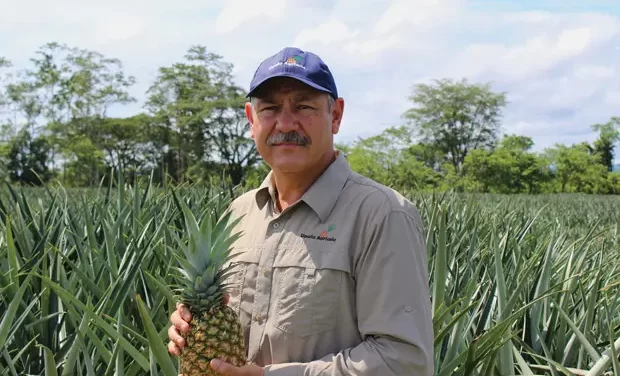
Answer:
[{"xmin": 136, "ymin": 294, "xmax": 177, "ymax": 376}]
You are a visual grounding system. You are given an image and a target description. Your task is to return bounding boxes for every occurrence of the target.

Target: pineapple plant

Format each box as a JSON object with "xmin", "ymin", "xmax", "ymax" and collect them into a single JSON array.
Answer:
[{"xmin": 169, "ymin": 190, "xmax": 247, "ymax": 375}]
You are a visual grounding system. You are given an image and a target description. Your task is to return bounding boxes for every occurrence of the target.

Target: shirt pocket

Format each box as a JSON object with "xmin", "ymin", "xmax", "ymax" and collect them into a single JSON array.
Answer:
[
  {"xmin": 224, "ymin": 248, "xmax": 260, "ymax": 326},
  {"xmin": 272, "ymin": 246, "xmax": 351, "ymax": 338}
]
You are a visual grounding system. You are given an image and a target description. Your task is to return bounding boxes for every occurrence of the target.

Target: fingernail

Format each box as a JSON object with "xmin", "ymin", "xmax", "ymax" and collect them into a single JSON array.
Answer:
[
  {"xmin": 183, "ymin": 312, "xmax": 191, "ymax": 321},
  {"xmin": 211, "ymin": 359, "xmax": 221, "ymax": 370}
]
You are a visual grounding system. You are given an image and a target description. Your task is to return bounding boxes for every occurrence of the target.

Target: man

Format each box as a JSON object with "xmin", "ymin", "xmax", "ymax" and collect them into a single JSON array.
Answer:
[{"xmin": 167, "ymin": 47, "xmax": 434, "ymax": 376}]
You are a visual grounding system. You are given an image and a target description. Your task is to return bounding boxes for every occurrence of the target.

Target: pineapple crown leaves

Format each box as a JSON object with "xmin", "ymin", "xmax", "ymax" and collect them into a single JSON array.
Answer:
[{"xmin": 167, "ymin": 188, "xmax": 245, "ymax": 307}]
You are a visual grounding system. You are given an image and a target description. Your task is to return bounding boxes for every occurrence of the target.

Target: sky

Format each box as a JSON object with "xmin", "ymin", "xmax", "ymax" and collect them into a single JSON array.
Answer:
[{"xmin": 1, "ymin": 0, "xmax": 620, "ymax": 158}]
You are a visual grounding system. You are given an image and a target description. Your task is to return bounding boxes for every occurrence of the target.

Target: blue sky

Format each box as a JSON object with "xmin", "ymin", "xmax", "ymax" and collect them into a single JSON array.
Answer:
[{"xmin": 1, "ymin": 0, "xmax": 619, "ymax": 159}]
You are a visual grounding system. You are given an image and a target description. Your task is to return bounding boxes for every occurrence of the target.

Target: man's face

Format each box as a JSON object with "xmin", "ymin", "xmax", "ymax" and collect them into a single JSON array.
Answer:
[{"xmin": 245, "ymin": 77, "xmax": 344, "ymax": 173}]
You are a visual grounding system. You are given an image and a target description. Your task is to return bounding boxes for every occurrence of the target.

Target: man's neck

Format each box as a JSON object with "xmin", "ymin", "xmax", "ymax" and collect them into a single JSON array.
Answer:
[{"xmin": 272, "ymin": 150, "xmax": 337, "ymax": 212}]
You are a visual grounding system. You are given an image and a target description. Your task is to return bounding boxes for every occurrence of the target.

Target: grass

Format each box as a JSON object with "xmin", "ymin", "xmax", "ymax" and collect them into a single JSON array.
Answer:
[{"xmin": 1, "ymin": 176, "xmax": 619, "ymax": 375}]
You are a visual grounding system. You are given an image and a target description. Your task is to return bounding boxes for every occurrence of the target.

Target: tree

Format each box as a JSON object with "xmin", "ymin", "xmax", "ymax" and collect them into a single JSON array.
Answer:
[
  {"xmin": 4, "ymin": 42, "xmax": 136, "ymax": 186},
  {"xmin": 6, "ymin": 128, "xmax": 52, "ymax": 185},
  {"xmin": 0, "ymin": 57, "xmax": 12, "ymax": 181},
  {"xmin": 397, "ymin": 141, "xmax": 445, "ymax": 173},
  {"xmin": 22, "ymin": 42, "xmax": 136, "ymax": 122},
  {"xmin": 403, "ymin": 78, "xmax": 507, "ymax": 175},
  {"xmin": 342, "ymin": 126, "xmax": 442, "ymax": 191},
  {"xmin": 71, "ymin": 113, "xmax": 158, "ymax": 184},
  {"xmin": 461, "ymin": 134, "xmax": 549, "ymax": 193},
  {"xmin": 545, "ymin": 143, "xmax": 608, "ymax": 194},
  {"xmin": 207, "ymin": 108, "xmax": 259, "ymax": 186},
  {"xmin": 344, "ymin": 126, "xmax": 411, "ymax": 187},
  {"xmin": 0, "ymin": 57, "xmax": 11, "ymax": 117},
  {"xmin": 0, "ymin": 131, "xmax": 9, "ymax": 182},
  {"xmin": 144, "ymin": 45, "xmax": 257, "ymax": 185},
  {"xmin": 591, "ymin": 116, "xmax": 620, "ymax": 172}
]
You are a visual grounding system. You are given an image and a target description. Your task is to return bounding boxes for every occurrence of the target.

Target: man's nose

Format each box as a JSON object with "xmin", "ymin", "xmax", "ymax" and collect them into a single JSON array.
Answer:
[{"xmin": 274, "ymin": 106, "xmax": 298, "ymax": 132}]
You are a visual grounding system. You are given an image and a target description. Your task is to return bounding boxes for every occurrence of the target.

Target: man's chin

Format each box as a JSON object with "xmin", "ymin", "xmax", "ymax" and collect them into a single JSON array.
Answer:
[{"xmin": 269, "ymin": 157, "xmax": 308, "ymax": 172}]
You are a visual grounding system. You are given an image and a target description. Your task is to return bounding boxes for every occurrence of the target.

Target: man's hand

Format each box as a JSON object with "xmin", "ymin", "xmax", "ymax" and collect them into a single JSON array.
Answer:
[
  {"xmin": 210, "ymin": 359, "xmax": 264, "ymax": 376},
  {"xmin": 167, "ymin": 294, "xmax": 229, "ymax": 356},
  {"xmin": 167, "ymin": 302, "xmax": 192, "ymax": 356}
]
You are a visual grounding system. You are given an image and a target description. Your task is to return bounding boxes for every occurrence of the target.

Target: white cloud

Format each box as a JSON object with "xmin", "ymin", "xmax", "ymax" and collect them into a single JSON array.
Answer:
[
  {"xmin": 90, "ymin": 12, "xmax": 147, "ymax": 44},
  {"xmin": 445, "ymin": 21, "xmax": 619, "ymax": 82},
  {"xmin": 293, "ymin": 18, "xmax": 359, "ymax": 46},
  {"xmin": 214, "ymin": 0, "xmax": 289, "ymax": 34},
  {"xmin": 1, "ymin": 0, "xmax": 619, "ymax": 159},
  {"xmin": 343, "ymin": 34, "xmax": 404, "ymax": 56},
  {"xmin": 573, "ymin": 64, "xmax": 616, "ymax": 80},
  {"xmin": 373, "ymin": 0, "xmax": 465, "ymax": 35},
  {"xmin": 604, "ymin": 91, "xmax": 620, "ymax": 106}
]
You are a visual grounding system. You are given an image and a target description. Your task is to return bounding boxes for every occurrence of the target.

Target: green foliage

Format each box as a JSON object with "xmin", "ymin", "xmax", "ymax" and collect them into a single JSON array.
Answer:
[
  {"xmin": 0, "ymin": 179, "xmax": 618, "ymax": 375},
  {"xmin": 0, "ymin": 43, "xmax": 258, "ymax": 188},
  {"xmin": 0, "ymin": 56, "xmax": 11, "ymax": 110},
  {"xmin": 144, "ymin": 45, "xmax": 258, "ymax": 186},
  {"xmin": 343, "ymin": 126, "xmax": 443, "ymax": 192},
  {"xmin": 544, "ymin": 143, "xmax": 610, "ymax": 194},
  {"xmin": 403, "ymin": 78, "xmax": 508, "ymax": 174},
  {"xmin": 0, "ymin": 42, "xmax": 136, "ymax": 186},
  {"xmin": 591, "ymin": 117, "xmax": 620, "ymax": 172},
  {"xmin": 342, "ymin": 125, "xmax": 618, "ymax": 195},
  {"xmin": 6, "ymin": 128, "xmax": 52, "ymax": 185},
  {"xmin": 339, "ymin": 78, "xmax": 618, "ymax": 196},
  {"xmin": 0, "ymin": 42, "xmax": 618, "ymax": 196},
  {"xmin": 460, "ymin": 135, "xmax": 551, "ymax": 194}
]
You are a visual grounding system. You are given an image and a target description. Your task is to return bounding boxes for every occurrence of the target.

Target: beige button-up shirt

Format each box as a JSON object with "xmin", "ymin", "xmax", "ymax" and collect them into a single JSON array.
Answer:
[{"xmin": 224, "ymin": 151, "xmax": 434, "ymax": 375}]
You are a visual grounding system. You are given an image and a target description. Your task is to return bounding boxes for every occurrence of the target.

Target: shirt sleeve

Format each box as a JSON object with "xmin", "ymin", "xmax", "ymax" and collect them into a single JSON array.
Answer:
[{"xmin": 263, "ymin": 208, "xmax": 435, "ymax": 376}]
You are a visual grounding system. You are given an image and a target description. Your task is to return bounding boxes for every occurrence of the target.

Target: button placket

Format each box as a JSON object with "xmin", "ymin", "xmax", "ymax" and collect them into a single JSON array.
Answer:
[{"xmin": 246, "ymin": 219, "xmax": 280, "ymax": 362}]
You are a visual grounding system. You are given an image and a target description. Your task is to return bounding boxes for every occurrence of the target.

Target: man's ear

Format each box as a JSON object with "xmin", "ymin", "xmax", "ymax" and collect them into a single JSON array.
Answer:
[
  {"xmin": 245, "ymin": 102, "xmax": 255, "ymax": 139},
  {"xmin": 331, "ymin": 97, "xmax": 344, "ymax": 135}
]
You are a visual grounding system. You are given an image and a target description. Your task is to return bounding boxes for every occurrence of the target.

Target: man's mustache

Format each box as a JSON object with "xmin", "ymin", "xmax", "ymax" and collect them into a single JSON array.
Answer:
[{"xmin": 266, "ymin": 131, "xmax": 311, "ymax": 146}]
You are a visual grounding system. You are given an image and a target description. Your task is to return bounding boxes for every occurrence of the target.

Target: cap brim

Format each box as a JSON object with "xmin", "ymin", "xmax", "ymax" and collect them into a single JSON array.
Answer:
[{"xmin": 246, "ymin": 73, "xmax": 333, "ymax": 98}]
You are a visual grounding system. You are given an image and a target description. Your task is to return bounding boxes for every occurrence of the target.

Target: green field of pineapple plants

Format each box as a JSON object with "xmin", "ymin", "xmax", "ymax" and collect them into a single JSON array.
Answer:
[{"xmin": 1, "ymin": 174, "xmax": 619, "ymax": 376}]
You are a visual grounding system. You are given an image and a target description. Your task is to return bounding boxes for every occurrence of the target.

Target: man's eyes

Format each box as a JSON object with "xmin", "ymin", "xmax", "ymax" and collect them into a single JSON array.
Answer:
[{"xmin": 261, "ymin": 104, "xmax": 314, "ymax": 111}]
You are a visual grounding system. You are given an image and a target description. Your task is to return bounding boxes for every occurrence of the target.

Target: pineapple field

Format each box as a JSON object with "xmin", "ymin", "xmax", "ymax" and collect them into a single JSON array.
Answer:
[{"xmin": 1, "ymin": 175, "xmax": 619, "ymax": 376}]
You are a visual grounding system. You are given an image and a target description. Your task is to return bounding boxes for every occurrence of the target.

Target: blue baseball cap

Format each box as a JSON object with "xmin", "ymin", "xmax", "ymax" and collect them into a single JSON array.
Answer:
[{"xmin": 247, "ymin": 47, "xmax": 338, "ymax": 99}]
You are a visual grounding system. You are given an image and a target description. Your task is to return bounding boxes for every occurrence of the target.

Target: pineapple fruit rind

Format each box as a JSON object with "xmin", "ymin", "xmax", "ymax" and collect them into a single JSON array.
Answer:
[{"xmin": 169, "ymin": 190, "xmax": 247, "ymax": 376}]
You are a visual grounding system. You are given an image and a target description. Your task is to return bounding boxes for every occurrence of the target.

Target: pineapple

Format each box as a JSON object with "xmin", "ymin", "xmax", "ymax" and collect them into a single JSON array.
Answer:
[{"xmin": 169, "ymin": 191, "xmax": 246, "ymax": 376}]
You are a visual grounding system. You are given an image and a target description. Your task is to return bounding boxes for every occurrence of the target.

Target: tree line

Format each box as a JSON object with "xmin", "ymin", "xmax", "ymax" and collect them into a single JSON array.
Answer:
[{"xmin": 1, "ymin": 42, "xmax": 619, "ymax": 195}]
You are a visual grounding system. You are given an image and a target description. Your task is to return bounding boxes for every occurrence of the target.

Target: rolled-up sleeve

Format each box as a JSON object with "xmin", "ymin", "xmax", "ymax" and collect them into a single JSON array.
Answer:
[{"xmin": 263, "ymin": 208, "xmax": 434, "ymax": 376}]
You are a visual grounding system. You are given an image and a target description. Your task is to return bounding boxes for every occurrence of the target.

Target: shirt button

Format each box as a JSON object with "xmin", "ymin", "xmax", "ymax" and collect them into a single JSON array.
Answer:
[
  {"xmin": 272, "ymin": 222, "xmax": 280, "ymax": 229},
  {"xmin": 255, "ymin": 313, "xmax": 263, "ymax": 322},
  {"xmin": 405, "ymin": 306, "xmax": 412, "ymax": 312},
  {"xmin": 263, "ymin": 268, "xmax": 269, "ymax": 276}
]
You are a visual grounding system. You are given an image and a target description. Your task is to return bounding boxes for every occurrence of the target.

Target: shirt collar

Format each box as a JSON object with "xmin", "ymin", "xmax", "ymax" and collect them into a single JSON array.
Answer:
[
  {"xmin": 254, "ymin": 150, "xmax": 351, "ymax": 222},
  {"xmin": 255, "ymin": 173, "xmax": 276, "ymax": 210}
]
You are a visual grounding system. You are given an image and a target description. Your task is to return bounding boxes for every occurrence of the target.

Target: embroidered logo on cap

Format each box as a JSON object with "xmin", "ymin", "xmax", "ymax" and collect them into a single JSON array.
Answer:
[{"xmin": 268, "ymin": 54, "xmax": 306, "ymax": 70}]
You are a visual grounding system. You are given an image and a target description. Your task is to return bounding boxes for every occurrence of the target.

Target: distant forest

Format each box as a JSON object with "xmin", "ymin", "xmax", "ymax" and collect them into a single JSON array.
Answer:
[{"xmin": 1, "ymin": 42, "xmax": 619, "ymax": 194}]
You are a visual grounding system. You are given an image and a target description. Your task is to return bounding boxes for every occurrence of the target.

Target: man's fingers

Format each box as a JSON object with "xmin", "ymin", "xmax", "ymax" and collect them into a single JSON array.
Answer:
[
  {"xmin": 174, "ymin": 303, "xmax": 192, "ymax": 323},
  {"xmin": 180, "ymin": 305, "xmax": 192, "ymax": 322},
  {"xmin": 167, "ymin": 340, "xmax": 181, "ymax": 356},
  {"xmin": 223, "ymin": 293, "xmax": 230, "ymax": 305},
  {"xmin": 178, "ymin": 304, "xmax": 192, "ymax": 323},
  {"xmin": 168, "ymin": 324, "xmax": 186, "ymax": 348},
  {"xmin": 211, "ymin": 359, "xmax": 234, "ymax": 375},
  {"xmin": 170, "ymin": 310, "xmax": 191, "ymax": 333}
]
